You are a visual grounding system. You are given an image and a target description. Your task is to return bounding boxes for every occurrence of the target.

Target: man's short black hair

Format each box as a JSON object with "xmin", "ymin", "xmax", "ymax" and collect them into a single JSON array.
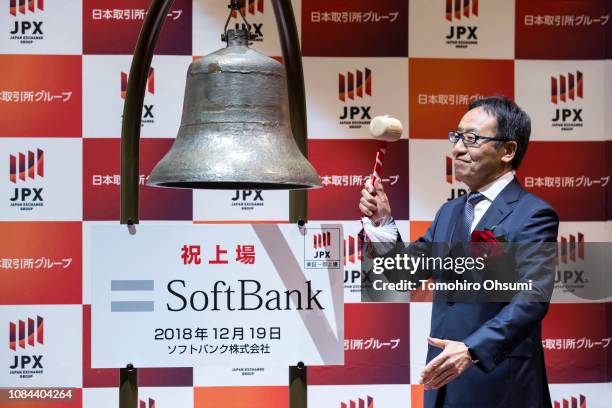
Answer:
[{"xmin": 468, "ymin": 96, "xmax": 531, "ymax": 169}]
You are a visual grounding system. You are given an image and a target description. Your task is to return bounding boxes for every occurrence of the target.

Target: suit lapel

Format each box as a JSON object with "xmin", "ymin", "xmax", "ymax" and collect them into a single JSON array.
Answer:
[{"xmin": 473, "ymin": 178, "xmax": 523, "ymax": 233}]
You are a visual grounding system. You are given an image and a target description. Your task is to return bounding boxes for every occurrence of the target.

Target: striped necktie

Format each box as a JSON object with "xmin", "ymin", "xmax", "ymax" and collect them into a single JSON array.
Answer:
[{"xmin": 464, "ymin": 192, "xmax": 485, "ymax": 241}]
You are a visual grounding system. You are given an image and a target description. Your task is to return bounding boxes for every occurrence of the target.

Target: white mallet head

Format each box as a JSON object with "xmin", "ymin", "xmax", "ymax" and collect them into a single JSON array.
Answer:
[{"xmin": 369, "ymin": 115, "xmax": 403, "ymax": 142}]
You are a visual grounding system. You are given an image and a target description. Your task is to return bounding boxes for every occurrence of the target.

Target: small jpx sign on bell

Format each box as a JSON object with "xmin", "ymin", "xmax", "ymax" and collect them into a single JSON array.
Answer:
[{"xmin": 148, "ymin": 28, "xmax": 321, "ymax": 190}]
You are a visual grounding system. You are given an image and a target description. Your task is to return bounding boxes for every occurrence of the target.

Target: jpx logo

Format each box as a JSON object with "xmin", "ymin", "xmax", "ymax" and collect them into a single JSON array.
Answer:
[
  {"xmin": 9, "ymin": 0, "xmax": 44, "ymax": 44},
  {"xmin": 305, "ymin": 228, "xmax": 340, "ymax": 269},
  {"xmin": 231, "ymin": 0, "xmax": 264, "ymax": 41},
  {"xmin": 231, "ymin": 190, "xmax": 264, "ymax": 211},
  {"xmin": 121, "ymin": 68, "xmax": 155, "ymax": 124},
  {"xmin": 338, "ymin": 68, "xmax": 372, "ymax": 129},
  {"xmin": 344, "ymin": 234, "xmax": 369, "ymax": 292},
  {"xmin": 445, "ymin": 156, "xmax": 467, "ymax": 201},
  {"xmin": 550, "ymin": 71, "xmax": 583, "ymax": 131},
  {"xmin": 313, "ymin": 231, "xmax": 332, "ymax": 259},
  {"xmin": 555, "ymin": 233, "xmax": 586, "ymax": 293},
  {"xmin": 340, "ymin": 396, "xmax": 374, "ymax": 408},
  {"xmin": 8, "ymin": 316, "xmax": 44, "ymax": 378},
  {"xmin": 445, "ymin": 0, "xmax": 478, "ymax": 49},
  {"xmin": 139, "ymin": 398, "xmax": 156, "ymax": 408},
  {"xmin": 553, "ymin": 394, "xmax": 585, "ymax": 408},
  {"xmin": 8, "ymin": 149, "xmax": 44, "ymax": 211}
]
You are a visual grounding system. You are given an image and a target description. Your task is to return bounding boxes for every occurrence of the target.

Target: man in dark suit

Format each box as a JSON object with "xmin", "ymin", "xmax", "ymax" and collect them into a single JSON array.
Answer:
[{"xmin": 359, "ymin": 96, "xmax": 559, "ymax": 407}]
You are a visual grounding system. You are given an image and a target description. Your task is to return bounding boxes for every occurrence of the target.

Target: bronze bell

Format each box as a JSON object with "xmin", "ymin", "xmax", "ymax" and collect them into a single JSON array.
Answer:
[{"xmin": 148, "ymin": 29, "xmax": 321, "ymax": 190}]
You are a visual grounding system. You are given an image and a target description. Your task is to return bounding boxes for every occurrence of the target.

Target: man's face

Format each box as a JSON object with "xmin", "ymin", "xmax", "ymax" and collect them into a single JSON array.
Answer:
[{"xmin": 452, "ymin": 107, "xmax": 507, "ymax": 190}]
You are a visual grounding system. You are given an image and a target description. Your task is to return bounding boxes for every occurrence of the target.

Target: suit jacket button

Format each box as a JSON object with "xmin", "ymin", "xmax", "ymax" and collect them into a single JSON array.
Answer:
[{"xmin": 446, "ymin": 301, "xmax": 454, "ymax": 306}]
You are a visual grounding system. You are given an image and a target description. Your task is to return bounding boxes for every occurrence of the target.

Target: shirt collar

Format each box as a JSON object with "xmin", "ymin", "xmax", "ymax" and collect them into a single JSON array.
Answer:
[{"xmin": 476, "ymin": 171, "xmax": 514, "ymax": 202}]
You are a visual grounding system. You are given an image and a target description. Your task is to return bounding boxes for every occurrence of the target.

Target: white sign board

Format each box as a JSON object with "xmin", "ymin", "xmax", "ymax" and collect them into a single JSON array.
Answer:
[{"xmin": 91, "ymin": 223, "xmax": 344, "ymax": 368}]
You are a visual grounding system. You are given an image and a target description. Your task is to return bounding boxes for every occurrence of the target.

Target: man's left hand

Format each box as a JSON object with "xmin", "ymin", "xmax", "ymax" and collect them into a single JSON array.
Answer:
[{"xmin": 419, "ymin": 337, "xmax": 473, "ymax": 390}]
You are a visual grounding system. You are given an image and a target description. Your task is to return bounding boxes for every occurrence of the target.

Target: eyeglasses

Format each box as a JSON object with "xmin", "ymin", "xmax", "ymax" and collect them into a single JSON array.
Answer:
[{"xmin": 448, "ymin": 131, "xmax": 507, "ymax": 146}]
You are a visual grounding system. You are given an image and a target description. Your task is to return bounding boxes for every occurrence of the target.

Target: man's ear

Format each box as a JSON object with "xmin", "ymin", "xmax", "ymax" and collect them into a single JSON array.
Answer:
[{"xmin": 500, "ymin": 141, "xmax": 517, "ymax": 165}]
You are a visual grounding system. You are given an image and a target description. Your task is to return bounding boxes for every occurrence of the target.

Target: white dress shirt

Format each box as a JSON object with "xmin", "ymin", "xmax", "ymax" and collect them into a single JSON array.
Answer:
[{"xmin": 469, "ymin": 170, "xmax": 514, "ymax": 233}]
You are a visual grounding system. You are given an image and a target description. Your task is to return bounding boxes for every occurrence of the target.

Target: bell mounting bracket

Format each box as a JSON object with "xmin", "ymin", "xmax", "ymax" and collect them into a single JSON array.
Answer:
[{"xmin": 221, "ymin": 0, "xmax": 252, "ymax": 42}]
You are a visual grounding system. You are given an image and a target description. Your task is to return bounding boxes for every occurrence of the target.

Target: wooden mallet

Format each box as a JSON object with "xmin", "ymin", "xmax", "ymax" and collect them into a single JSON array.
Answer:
[{"xmin": 368, "ymin": 115, "xmax": 403, "ymax": 190}]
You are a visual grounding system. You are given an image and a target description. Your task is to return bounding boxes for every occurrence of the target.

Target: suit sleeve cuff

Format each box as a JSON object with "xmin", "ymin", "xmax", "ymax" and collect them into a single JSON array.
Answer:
[{"xmin": 462, "ymin": 335, "xmax": 501, "ymax": 373}]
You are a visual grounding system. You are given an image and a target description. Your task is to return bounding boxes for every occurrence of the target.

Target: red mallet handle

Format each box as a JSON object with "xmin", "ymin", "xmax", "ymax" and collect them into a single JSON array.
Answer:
[
  {"xmin": 370, "ymin": 140, "xmax": 387, "ymax": 190},
  {"xmin": 368, "ymin": 115, "xmax": 402, "ymax": 194}
]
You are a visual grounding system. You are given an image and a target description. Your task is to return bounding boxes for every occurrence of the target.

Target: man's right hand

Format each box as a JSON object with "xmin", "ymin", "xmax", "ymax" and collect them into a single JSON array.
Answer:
[{"xmin": 359, "ymin": 177, "xmax": 392, "ymax": 224}]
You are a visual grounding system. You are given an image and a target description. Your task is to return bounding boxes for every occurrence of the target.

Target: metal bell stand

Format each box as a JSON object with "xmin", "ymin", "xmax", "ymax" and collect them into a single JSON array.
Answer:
[{"xmin": 118, "ymin": 0, "xmax": 310, "ymax": 406}]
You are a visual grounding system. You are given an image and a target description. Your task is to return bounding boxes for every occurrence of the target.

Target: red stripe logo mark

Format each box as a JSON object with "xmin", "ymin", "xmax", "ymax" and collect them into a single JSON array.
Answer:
[
  {"xmin": 10, "ymin": 0, "xmax": 43, "ymax": 16},
  {"xmin": 339, "ymin": 69, "xmax": 372, "ymax": 102},
  {"xmin": 551, "ymin": 71, "xmax": 583, "ymax": 104},
  {"xmin": 340, "ymin": 396, "xmax": 374, "ymax": 408},
  {"xmin": 314, "ymin": 231, "xmax": 332, "ymax": 249},
  {"xmin": 557, "ymin": 233, "xmax": 585, "ymax": 265},
  {"xmin": 231, "ymin": 0, "xmax": 263, "ymax": 18},
  {"xmin": 446, "ymin": 0, "xmax": 477, "ymax": 21},
  {"xmin": 553, "ymin": 394, "xmax": 586, "ymax": 408},
  {"xmin": 9, "ymin": 316, "xmax": 43, "ymax": 351},
  {"xmin": 9, "ymin": 149, "xmax": 44, "ymax": 184}
]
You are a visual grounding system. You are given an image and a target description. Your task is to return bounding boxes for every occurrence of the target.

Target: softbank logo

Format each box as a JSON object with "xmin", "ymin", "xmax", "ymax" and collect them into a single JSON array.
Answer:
[
  {"xmin": 557, "ymin": 233, "xmax": 584, "ymax": 265},
  {"xmin": 9, "ymin": 316, "xmax": 44, "ymax": 351},
  {"xmin": 121, "ymin": 68, "xmax": 155, "ymax": 99},
  {"xmin": 341, "ymin": 396, "xmax": 374, "ymax": 408},
  {"xmin": 231, "ymin": 0, "xmax": 263, "ymax": 17},
  {"xmin": 140, "ymin": 398, "xmax": 156, "ymax": 408},
  {"xmin": 9, "ymin": 149, "xmax": 44, "ymax": 183},
  {"xmin": 551, "ymin": 71, "xmax": 583, "ymax": 104},
  {"xmin": 445, "ymin": 0, "xmax": 478, "ymax": 21},
  {"xmin": 110, "ymin": 280, "xmax": 155, "ymax": 312},
  {"xmin": 338, "ymin": 68, "xmax": 372, "ymax": 102},
  {"xmin": 9, "ymin": 0, "xmax": 43, "ymax": 16},
  {"xmin": 553, "ymin": 394, "xmax": 586, "ymax": 408}
]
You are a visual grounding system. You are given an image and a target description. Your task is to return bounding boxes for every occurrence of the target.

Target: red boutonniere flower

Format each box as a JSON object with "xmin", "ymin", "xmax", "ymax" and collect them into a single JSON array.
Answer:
[{"xmin": 469, "ymin": 229, "xmax": 506, "ymax": 260}]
